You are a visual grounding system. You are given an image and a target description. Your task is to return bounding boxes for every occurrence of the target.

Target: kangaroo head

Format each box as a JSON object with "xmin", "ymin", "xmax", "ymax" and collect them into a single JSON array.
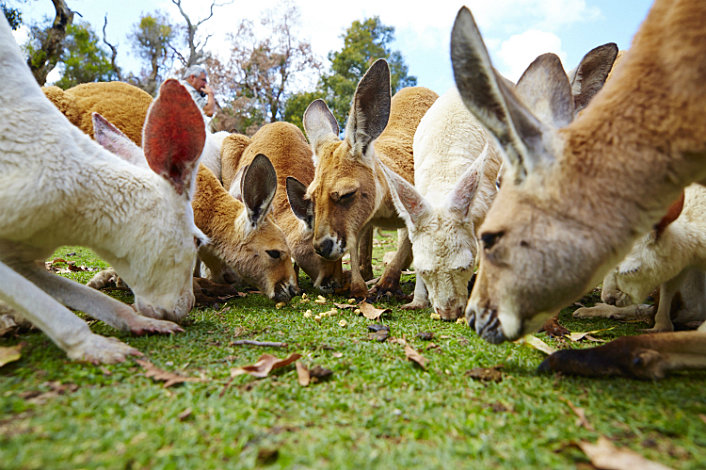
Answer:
[{"xmin": 302, "ymin": 59, "xmax": 391, "ymax": 261}]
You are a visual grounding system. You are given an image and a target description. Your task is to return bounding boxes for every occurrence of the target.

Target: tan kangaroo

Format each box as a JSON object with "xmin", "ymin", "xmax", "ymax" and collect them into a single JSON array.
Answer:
[
  {"xmin": 47, "ymin": 81, "xmax": 299, "ymax": 305},
  {"xmin": 452, "ymin": 1, "xmax": 706, "ymax": 378},
  {"xmin": 301, "ymin": 59, "xmax": 437, "ymax": 299},
  {"xmin": 221, "ymin": 122, "xmax": 343, "ymax": 293}
]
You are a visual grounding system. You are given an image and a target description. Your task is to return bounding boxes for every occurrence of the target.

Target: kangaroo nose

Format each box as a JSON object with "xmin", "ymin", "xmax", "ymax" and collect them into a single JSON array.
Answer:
[{"xmin": 317, "ymin": 238, "xmax": 334, "ymax": 258}]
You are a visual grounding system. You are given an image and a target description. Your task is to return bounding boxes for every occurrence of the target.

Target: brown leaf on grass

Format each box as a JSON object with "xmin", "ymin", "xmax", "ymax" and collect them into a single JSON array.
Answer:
[
  {"xmin": 178, "ymin": 408, "xmax": 193, "ymax": 421},
  {"xmin": 359, "ymin": 301, "xmax": 390, "ymax": 320},
  {"xmin": 296, "ymin": 362, "xmax": 310, "ymax": 386},
  {"xmin": 230, "ymin": 353, "xmax": 302, "ymax": 378},
  {"xmin": 465, "ymin": 365, "xmax": 504, "ymax": 383},
  {"xmin": 518, "ymin": 335, "xmax": 557, "ymax": 355},
  {"xmin": 700, "ymin": 414, "xmax": 706, "ymax": 425},
  {"xmin": 404, "ymin": 343, "xmax": 428, "ymax": 369},
  {"xmin": 135, "ymin": 359, "xmax": 203, "ymax": 388},
  {"xmin": 562, "ymin": 398, "xmax": 595, "ymax": 431},
  {"xmin": 0, "ymin": 344, "xmax": 22, "ymax": 368},
  {"xmin": 309, "ymin": 365, "xmax": 333, "ymax": 382},
  {"xmin": 417, "ymin": 331, "xmax": 434, "ymax": 341},
  {"xmin": 578, "ymin": 437, "xmax": 673, "ymax": 470},
  {"xmin": 334, "ymin": 302, "xmax": 357, "ymax": 310},
  {"xmin": 567, "ymin": 327, "xmax": 615, "ymax": 343}
]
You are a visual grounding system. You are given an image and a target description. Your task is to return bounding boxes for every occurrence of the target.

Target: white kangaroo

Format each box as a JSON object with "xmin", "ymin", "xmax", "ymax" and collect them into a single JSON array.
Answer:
[{"xmin": 0, "ymin": 17, "xmax": 205, "ymax": 363}]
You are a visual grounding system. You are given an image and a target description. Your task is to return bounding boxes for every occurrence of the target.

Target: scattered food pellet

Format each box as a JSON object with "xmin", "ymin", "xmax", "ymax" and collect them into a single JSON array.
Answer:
[
  {"xmin": 348, "ymin": 298, "xmax": 356, "ymax": 304},
  {"xmin": 456, "ymin": 317, "xmax": 466, "ymax": 325},
  {"xmin": 275, "ymin": 301, "xmax": 286, "ymax": 309},
  {"xmin": 338, "ymin": 320, "xmax": 347, "ymax": 328},
  {"xmin": 354, "ymin": 309, "xmax": 362, "ymax": 315},
  {"xmin": 302, "ymin": 293, "xmax": 308, "ymax": 299},
  {"xmin": 314, "ymin": 315, "xmax": 322, "ymax": 323},
  {"xmin": 430, "ymin": 313, "xmax": 441, "ymax": 320},
  {"xmin": 303, "ymin": 310, "xmax": 313, "ymax": 318}
]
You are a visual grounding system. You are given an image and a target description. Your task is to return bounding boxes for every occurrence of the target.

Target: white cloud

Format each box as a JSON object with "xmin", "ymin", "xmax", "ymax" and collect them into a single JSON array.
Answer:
[{"xmin": 495, "ymin": 29, "xmax": 566, "ymax": 82}]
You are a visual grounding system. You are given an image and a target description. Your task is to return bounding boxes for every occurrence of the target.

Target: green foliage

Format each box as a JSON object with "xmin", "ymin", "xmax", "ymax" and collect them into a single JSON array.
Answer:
[
  {"xmin": 1, "ymin": 2, "xmax": 21, "ymax": 30},
  {"xmin": 318, "ymin": 16, "xmax": 417, "ymax": 129},
  {"xmin": 129, "ymin": 12, "xmax": 177, "ymax": 93},
  {"xmin": 52, "ymin": 22, "xmax": 117, "ymax": 89},
  {"xmin": 283, "ymin": 90, "xmax": 326, "ymax": 133}
]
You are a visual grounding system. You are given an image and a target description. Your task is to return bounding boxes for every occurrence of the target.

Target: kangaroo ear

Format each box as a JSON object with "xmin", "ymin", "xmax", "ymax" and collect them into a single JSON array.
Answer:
[
  {"xmin": 286, "ymin": 176, "xmax": 314, "ymax": 231},
  {"xmin": 568, "ymin": 42, "xmax": 618, "ymax": 113},
  {"xmin": 92, "ymin": 113, "xmax": 146, "ymax": 167},
  {"xmin": 227, "ymin": 164, "xmax": 247, "ymax": 202},
  {"xmin": 242, "ymin": 154, "xmax": 277, "ymax": 230},
  {"xmin": 655, "ymin": 191, "xmax": 685, "ymax": 239},
  {"xmin": 345, "ymin": 59, "xmax": 391, "ymax": 159},
  {"xmin": 515, "ymin": 53, "xmax": 574, "ymax": 128},
  {"xmin": 143, "ymin": 79, "xmax": 206, "ymax": 196},
  {"xmin": 447, "ymin": 143, "xmax": 488, "ymax": 219},
  {"xmin": 382, "ymin": 164, "xmax": 429, "ymax": 232},
  {"xmin": 451, "ymin": 7, "xmax": 550, "ymax": 183},
  {"xmin": 303, "ymin": 99, "xmax": 339, "ymax": 162}
]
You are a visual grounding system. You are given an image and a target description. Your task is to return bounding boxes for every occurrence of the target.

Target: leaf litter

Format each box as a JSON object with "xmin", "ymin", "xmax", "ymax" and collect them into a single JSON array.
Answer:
[{"xmin": 135, "ymin": 359, "xmax": 204, "ymax": 388}]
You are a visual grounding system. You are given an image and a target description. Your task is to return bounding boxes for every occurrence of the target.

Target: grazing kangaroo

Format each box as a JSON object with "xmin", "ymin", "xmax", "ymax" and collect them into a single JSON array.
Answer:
[
  {"xmin": 452, "ymin": 1, "xmax": 706, "ymax": 378},
  {"xmin": 0, "ymin": 17, "xmax": 205, "ymax": 363},
  {"xmin": 300, "ymin": 59, "xmax": 437, "ymax": 299}
]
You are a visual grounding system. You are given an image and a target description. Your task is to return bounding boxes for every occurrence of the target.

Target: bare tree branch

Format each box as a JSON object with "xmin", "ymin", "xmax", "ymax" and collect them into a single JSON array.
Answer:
[
  {"xmin": 102, "ymin": 15, "xmax": 123, "ymax": 81},
  {"xmin": 170, "ymin": 0, "xmax": 233, "ymax": 67},
  {"xmin": 28, "ymin": 0, "xmax": 74, "ymax": 85}
]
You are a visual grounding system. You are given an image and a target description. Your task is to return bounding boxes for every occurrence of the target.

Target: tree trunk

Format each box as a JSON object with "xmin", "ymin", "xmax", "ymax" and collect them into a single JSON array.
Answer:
[{"xmin": 28, "ymin": 0, "xmax": 74, "ymax": 85}]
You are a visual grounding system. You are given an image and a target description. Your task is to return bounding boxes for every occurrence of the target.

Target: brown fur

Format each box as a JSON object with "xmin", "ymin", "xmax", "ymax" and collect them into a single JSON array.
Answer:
[
  {"xmin": 44, "ymin": 83, "xmax": 298, "ymax": 302},
  {"xmin": 309, "ymin": 84, "xmax": 438, "ymax": 298},
  {"xmin": 42, "ymin": 82, "xmax": 152, "ymax": 146},
  {"xmin": 193, "ymin": 165, "xmax": 297, "ymax": 301},
  {"xmin": 221, "ymin": 123, "xmax": 343, "ymax": 290},
  {"xmin": 454, "ymin": 0, "xmax": 706, "ymax": 376}
]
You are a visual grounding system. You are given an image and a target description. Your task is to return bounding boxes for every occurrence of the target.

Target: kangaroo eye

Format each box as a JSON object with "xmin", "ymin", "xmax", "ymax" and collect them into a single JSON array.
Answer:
[
  {"xmin": 266, "ymin": 250, "xmax": 281, "ymax": 259},
  {"xmin": 481, "ymin": 231, "xmax": 504, "ymax": 250}
]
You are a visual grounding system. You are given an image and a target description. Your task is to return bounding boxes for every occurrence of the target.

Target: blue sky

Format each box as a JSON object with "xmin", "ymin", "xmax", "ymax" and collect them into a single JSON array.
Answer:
[{"xmin": 19, "ymin": 0, "xmax": 653, "ymax": 95}]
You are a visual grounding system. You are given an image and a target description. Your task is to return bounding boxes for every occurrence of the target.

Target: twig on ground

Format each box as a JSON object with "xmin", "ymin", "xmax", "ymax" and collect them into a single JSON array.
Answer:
[{"xmin": 230, "ymin": 340, "xmax": 288, "ymax": 348}]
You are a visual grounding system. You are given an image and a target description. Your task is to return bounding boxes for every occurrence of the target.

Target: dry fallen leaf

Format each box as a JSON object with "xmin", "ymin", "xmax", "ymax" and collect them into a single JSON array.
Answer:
[
  {"xmin": 562, "ymin": 398, "xmax": 595, "ymax": 431},
  {"xmin": 230, "ymin": 353, "xmax": 302, "ymax": 378},
  {"xmin": 578, "ymin": 437, "xmax": 673, "ymax": 470},
  {"xmin": 296, "ymin": 362, "xmax": 310, "ymax": 386},
  {"xmin": 334, "ymin": 302, "xmax": 357, "ymax": 310},
  {"xmin": 567, "ymin": 327, "xmax": 616, "ymax": 342},
  {"xmin": 359, "ymin": 302, "xmax": 390, "ymax": 320},
  {"xmin": 178, "ymin": 408, "xmax": 193, "ymax": 421},
  {"xmin": 517, "ymin": 335, "xmax": 557, "ymax": 355},
  {"xmin": 465, "ymin": 365, "xmax": 504, "ymax": 383},
  {"xmin": 404, "ymin": 343, "xmax": 428, "ymax": 369},
  {"xmin": 309, "ymin": 365, "xmax": 333, "ymax": 382},
  {"xmin": 0, "ymin": 344, "xmax": 22, "ymax": 368},
  {"xmin": 136, "ymin": 359, "xmax": 203, "ymax": 388}
]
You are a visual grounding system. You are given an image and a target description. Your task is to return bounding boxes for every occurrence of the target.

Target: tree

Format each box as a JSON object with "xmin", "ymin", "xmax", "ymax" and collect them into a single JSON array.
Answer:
[
  {"xmin": 286, "ymin": 16, "xmax": 417, "ymax": 130},
  {"xmin": 52, "ymin": 21, "xmax": 117, "ymax": 89},
  {"xmin": 24, "ymin": 0, "xmax": 73, "ymax": 85},
  {"xmin": 212, "ymin": 2, "xmax": 321, "ymax": 134},
  {"xmin": 1, "ymin": 1, "xmax": 23, "ymax": 30},
  {"xmin": 170, "ymin": 0, "xmax": 231, "ymax": 68},
  {"xmin": 129, "ymin": 12, "xmax": 176, "ymax": 95}
]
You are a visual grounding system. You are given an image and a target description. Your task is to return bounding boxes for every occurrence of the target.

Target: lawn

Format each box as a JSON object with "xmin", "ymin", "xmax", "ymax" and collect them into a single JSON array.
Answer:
[{"xmin": 1, "ymin": 235, "xmax": 705, "ymax": 469}]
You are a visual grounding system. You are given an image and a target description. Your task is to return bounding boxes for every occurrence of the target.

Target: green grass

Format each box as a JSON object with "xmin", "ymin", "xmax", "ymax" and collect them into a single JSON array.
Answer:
[{"xmin": 1, "ymin": 239, "xmax": 706, "ymax": 469}]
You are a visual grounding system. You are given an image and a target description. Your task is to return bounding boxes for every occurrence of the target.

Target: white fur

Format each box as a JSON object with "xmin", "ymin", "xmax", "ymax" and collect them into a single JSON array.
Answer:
[
  {"xmin": 386, "ymin": 87, "xmax": 502, "ymax": 319},
  {"xmin": 0, "ymin": 17, "xmax": 204, "ymax": 363},
  {"xmin": 200, "ymin": 131, "xmax": 229, "ymax": 180},
  {"xmin": 578, "ymin": 185, "xmax": 706, "ymax": 331}
]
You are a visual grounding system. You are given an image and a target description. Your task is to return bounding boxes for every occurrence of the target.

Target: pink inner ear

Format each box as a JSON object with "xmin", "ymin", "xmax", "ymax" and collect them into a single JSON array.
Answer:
[{"xmin": 143, "ymin": 79, "xmax": 206, "ymax": 194}]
